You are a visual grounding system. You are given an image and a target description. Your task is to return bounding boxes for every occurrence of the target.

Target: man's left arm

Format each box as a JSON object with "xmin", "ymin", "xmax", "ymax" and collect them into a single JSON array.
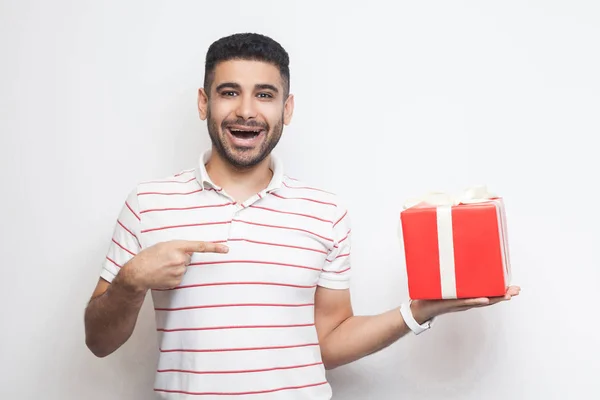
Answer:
[
  {"xmin": 315, "ymin": 203, "xmax": 520, "ymax": 370},
  {"xmin": 315, "ymin": 287, "xmax": 410, "ymax": 370},
  {"xmin": 315, "ymin": 286, "xmax": 520, "ymax": 370},
  {"xmin": 314, "ymin": 202, "xmax": 415, "ymax": 369}
]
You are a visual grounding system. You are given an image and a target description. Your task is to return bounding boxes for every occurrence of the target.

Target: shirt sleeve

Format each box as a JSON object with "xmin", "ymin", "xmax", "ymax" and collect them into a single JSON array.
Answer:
[
  {"xmin": 100, "ymin": 188, "xmax": 142, "ymax": 283},
  {"xmin": 318, "ymin": 203, "xmax": 352, "ymax": 289}
]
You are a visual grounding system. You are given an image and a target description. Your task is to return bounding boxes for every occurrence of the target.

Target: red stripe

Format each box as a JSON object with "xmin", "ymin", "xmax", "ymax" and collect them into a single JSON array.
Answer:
[
  {"xmin": 322, "ymin": 266, "xmax": 351, "ymax": 274},
  {"xmin": 141, "ymin": 177, "xmax": 196, "ymax": 184},
  {"xmin": 138, "ymin": 189, "xmax": 203, "ymax": 196},
  {"xmin": 158, "ymin": 323, "xmax": 315, "ymax": 333},
  {"xmin": 154, "ymin": 281, "xmax": 317, "ymax": 291},
  {"xmin": 106, "ymin": 256, "xmax": 122, "ymax": 269},
  {"xmin": 159, "ymin": 342, "xmax": 319, "ymax": 353},
  {"xmin": 154, "ymin": 381, "xmax": 328, "ymax": 396},
  {"xmin": 323, "ymin": 267, "xmax": 350, "ymax": 274},
  {"xmin": 233, "ymin": 219, "xmax": 333, "ymax": 242},
  {"xmin": 140, "ymin": 202, "xmax": 235, "ymax": 214},
  {"xmin": 125, "ymin": 201, "xmax": 140, "ymax": 221},
  {"xmin": 157, "ymin": 361, "xmax": 322, "ymax": 375},
  {"xmin": 112, "ymin": 239, "xmax": 136, "ymax": 257},
  {"xmin": 141, "ymin": 220, "xmax": 230, "ymax": 233},
  {"xmin": 338, "ymin": 229, "xmax": 351, "ymax": 245},
  {"xmin": 117, "ymin": 220, "xmax": 139, "ymax": 241},
  {"xmin": 283, "ymin": 181, "xmax": 333, "ymax": 194},
  {"xmin": 335, "ymin": 253, "xmax": 350, "ymax": 259},
  {"xmin": 333, "ymin": 210, "xmax": 348, "ymax": 228},
  {"xmin": 228, "ymin": 238, "xmax": 327, "ymax": 254},
  {"xmin": 189, "ymin": 259, "xmax": 321, "ymax": 272},
  {"xmin": 270, "ymin": 192, "xmax": 336, "ymax": 207},
  {"xmin": 325, "ymin": 252, "xmax": 349, "ymax": 262},
  {"xmin": 248, "ymin": 205, "xmax": 333, "ymax": 223},
  {"xmin": 155, "ymin": 302, "xmax": 314, "ymax": 312}
]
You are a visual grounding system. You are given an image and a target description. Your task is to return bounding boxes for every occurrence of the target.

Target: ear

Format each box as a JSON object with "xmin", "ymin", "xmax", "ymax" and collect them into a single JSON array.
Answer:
[
  {"xmin": 198, "ymin": 88, "xmax": 209, "ymax": 120},
  {"xmin": 283, "ymin": 94, "xmax": 295, "ymax": 125}
]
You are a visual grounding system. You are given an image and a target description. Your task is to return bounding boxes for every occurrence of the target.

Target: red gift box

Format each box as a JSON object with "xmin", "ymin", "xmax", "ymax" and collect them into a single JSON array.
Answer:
[{"xmin": 399, "ymin": 186, "xmax": 512, "ymax": 300}]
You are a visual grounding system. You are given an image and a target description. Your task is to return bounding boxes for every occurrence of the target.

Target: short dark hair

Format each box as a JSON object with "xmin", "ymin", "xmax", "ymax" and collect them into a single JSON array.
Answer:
[{"xmin": 203, "ymin": 33, "xmax": 290, "ymax": 97}]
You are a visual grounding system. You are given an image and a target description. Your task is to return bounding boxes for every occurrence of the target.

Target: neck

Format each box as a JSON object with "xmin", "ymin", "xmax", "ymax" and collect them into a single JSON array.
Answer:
[{"xmin": 205, "ymin": 147, "xmax": 274, "ymax": 201}]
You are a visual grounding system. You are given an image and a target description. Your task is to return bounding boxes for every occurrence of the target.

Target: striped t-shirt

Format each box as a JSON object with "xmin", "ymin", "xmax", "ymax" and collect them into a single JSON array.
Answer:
[{"xmin": 100, "ymin": 149, "xmax": 352, "ymax": 399}]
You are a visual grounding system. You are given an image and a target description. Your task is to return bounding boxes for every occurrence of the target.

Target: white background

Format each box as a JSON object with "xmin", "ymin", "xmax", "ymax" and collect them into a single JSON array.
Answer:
[{"xmin": 1, "ymin": 1, "xmax": 599, "ymax": 399}]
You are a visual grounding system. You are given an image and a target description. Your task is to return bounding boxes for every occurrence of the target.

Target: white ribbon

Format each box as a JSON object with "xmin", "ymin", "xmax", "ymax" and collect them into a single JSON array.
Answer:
[
  {"xmin": 402, "ymin": 185, "xmax": 497, "ymax": 209},
  {"xmin": 401, "ymin": 185, "xmax": 498, "ymax": 299}
]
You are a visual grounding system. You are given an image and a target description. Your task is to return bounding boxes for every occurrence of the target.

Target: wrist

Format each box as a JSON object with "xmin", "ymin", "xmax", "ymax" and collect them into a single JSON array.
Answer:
[
  {"xmin": 410, "ymin": 300, "xmax": 436, "ymax": 324},
  {"xmin": 400, "ymin": 300, "xmax": 434, "ymax": 335}
]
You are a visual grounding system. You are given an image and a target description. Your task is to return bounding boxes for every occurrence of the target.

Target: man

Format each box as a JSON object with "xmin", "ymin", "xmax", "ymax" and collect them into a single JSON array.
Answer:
[{"xmin": 84, "ymin": 33, "xmax": 520, "ymax": 398}]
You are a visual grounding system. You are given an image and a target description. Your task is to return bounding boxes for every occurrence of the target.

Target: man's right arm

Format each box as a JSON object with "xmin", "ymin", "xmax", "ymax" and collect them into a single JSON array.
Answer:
[
  {"xmin": 84, "ymin": 184, "xmax": 231, "ymax": 357},
  {"xmin": 84, "ymin": 271, "xmax": 147, "ymax": 358},
  {"xmin": 84, "ymin": 238, "xmax": 229, "ymax": 357},
  {"xmin": 84, "ymin": 188, "xmax": 146, "ymax": 357}
]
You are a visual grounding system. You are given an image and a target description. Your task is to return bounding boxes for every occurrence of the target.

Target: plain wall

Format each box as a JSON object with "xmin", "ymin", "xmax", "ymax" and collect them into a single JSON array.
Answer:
[{"xmin": 1, "ymin": 1, "xmax": 599, "ymax": 399}]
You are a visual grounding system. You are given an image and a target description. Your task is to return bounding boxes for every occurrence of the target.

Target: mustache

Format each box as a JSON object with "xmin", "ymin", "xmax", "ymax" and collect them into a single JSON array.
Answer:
[{"xmin": 221, "ymin": 118, "xmax": 268, "ymax": 130}]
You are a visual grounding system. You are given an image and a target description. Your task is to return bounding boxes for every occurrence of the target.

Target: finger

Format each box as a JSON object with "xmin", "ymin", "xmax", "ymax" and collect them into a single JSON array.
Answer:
[
  {"xmin": 177, "ymin": 240, "xmax": 229, "ymax": 254},
  {"xmin": 479, "ymin": 292, "xmax": 515, "ymax": 306},
  {"xmin": 450, "ymin": 291, "xmax": 515, "ymax": 311},
  {"xmin": 173, "ymin": 265, "xmax": 187, "ymax": 276},
  {"xmin": 435, "ymin": 297, "xmax": 489, "ymax": 313},
  {"xmin": 427, "ymin": 297, "xmax": 488, "ymax": 313},
  {"xmin": 170, "ymin": 253, "xmax": 191, "ymax": 267},
  {"xmin": 458, "ymin": 297, "xmax": 490, "ymax": 307},
  {"xmin": 506, "ymin": 286, "xmax": 521, "ymax": 296},
  {"xmin": 167, "ymin": 278, "xmax": 183, "ymax": 289}
]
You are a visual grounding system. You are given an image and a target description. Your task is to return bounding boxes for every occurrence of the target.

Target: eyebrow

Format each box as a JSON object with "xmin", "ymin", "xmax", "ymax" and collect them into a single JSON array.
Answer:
[
  {"xmin": 215, "ymin": 82, "xmax": 241, "ymax": 92},
  {"xmin": 215, "ymin": 82, "xmax": 279, "ymax": 93},
  {"xmin": 255, "ymin": 84, "xmax": 279, "ymax": 93}
]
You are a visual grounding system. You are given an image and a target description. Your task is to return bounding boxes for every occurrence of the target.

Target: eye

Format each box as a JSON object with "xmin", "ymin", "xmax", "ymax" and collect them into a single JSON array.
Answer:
[
  {"xmin": 257, "ymin": 92, "xmax": 273, "ymax": 99},
  {"xmin": 220, "ymin": 91, "xmax": 238, "ymax": 97}
]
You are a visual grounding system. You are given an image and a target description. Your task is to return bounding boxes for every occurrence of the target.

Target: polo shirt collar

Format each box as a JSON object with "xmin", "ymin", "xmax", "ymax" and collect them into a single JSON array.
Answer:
[{"xmin": 196, "ymin": 149, "xmax": 284, "ymax": 192}]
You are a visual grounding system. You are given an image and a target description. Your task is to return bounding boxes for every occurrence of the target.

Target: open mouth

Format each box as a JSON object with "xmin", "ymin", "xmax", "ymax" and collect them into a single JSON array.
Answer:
[
  {"xmin": 225, "ymin": 125, "xmax": 266, "ymax": 144},
  {"xmin": 228, "ymin": 128, "xmax": 262, "ymax": 139}
]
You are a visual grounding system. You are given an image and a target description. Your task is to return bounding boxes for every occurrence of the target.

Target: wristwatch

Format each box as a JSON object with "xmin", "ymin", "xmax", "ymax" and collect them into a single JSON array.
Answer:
[{"xmin": 400, "ymin": 300, "xmax": 434, "ymax": 335}]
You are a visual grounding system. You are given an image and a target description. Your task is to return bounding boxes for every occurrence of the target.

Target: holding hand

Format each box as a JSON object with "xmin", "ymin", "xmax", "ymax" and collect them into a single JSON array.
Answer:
[
  {"xmin": 410, "ymin": 285, "xmax": 521, "ymax": 324},
  {"xmin": 120, "ymin": 240, "xmax": 229, "ymax": 292}
]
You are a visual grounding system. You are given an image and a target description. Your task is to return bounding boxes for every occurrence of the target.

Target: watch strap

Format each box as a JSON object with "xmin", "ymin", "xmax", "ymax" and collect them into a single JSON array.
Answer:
[{"xmin": 400, "ymin": 301, "xmax": 433, "ymax": 335}]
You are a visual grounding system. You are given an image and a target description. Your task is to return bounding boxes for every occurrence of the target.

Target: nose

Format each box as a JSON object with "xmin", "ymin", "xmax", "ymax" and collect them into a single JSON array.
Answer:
[{"xmin": 235, "ymin": 93, "xmax": 258, "ymax": 120}]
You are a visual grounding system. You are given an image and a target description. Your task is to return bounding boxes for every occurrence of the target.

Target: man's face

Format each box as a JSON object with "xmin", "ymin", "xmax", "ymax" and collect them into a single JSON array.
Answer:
[{"xmin": 198, "ymin": 60, "xmax": 294, "ymax": 169}]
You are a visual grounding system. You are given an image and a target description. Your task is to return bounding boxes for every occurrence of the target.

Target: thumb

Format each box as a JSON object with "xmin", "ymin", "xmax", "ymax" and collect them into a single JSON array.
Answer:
[{"xmin": 177, "ymin": 240, "xmax": 229, "ymax": 254}]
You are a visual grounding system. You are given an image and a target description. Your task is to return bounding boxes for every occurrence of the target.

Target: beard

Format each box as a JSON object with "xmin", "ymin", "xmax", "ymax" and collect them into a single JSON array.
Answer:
[{"xmin": 206, "ymin": 107, "xmax": 284, "ymax": 169}]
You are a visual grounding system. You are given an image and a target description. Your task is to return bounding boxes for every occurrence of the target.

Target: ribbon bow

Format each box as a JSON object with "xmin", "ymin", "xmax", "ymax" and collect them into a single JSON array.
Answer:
[{"xmin": 403, "ymin": 185, "xmax": 497, "ymax": 209}]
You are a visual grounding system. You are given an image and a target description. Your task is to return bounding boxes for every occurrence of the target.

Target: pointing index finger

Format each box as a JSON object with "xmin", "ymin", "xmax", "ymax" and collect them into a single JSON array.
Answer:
[{"xmin": 178, "ymin": 240, "xmax": 229, "ymax": 254}]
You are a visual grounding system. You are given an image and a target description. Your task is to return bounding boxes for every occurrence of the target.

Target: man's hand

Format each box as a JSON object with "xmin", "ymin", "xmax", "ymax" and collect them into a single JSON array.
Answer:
[
  {"xmin": 314, "ymin": 285, "xmax": 521, "ymax": 369},
  {"xmin": 119, "ymin": 240, "xmax": 229, "ymax": 292},
  {"xmin": 411, "ymin": 285, "xmax": 521, "ymax": 323},
  {"xmin": 84, "ymin": 240, "xmax": 228, "ymax": 357}
]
